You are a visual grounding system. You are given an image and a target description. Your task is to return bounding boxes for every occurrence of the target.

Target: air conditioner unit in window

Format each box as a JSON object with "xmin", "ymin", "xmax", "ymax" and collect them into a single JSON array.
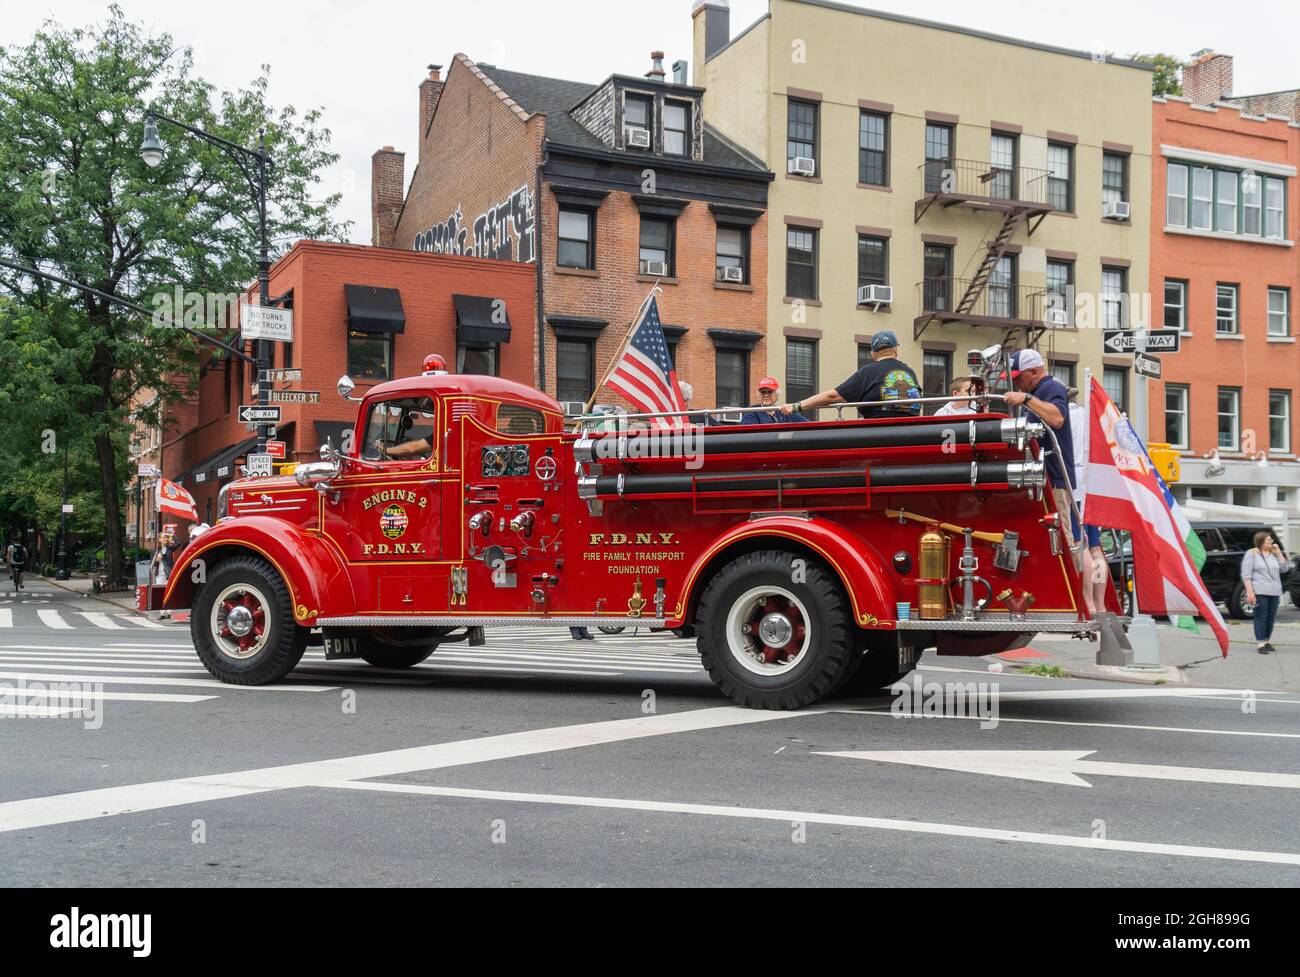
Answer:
[
  {"xmin": 857, "ymin": 284, "xmax": 893, "ymax": 306},
  {"xmin": 1103, "ymin": 199, "xmax": 1131, "ymax": 221},
  {"xmin": 718, "ymin": 266, "xmax": 744, "ymax": 283},
  {"xmin": 559, "ymin": 401, "xmax": 588, "ymax": 417},
  {"xmin": 1046, "ymin": 308, "xmax": 1070, "ymax": 327},
  {"xmin": 624, "ymin": 126, "xmax": 651, "ymax": 149},
  {"xmin": 640, "ymin": 259, "xmax": 668, "ymax": 277},
  {"xmin": 788, "ymin": 156, "xmax": 816, "ymax": 176}
]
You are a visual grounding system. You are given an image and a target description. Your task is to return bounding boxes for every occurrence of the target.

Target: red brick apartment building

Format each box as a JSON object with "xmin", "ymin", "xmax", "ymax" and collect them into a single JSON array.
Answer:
[
  {"xmin": 1149, "ymin": 52, "xmax": 1300, "ymax": 516},
  {"xmin": 129, "ymin": 240, "xmax": 535, "ymax": 526},
  {"xmin": 373, "ymin": 54, "xmax": 772, "ymax": 412}
]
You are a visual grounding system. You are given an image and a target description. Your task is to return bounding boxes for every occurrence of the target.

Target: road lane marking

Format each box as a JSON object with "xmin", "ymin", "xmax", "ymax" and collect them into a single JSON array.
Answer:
[
  {"xmin": 834, "ymin": 708, "xmax": 1300, "ymax": 739},
  {"xmin": 0, "ymin": 706, "xmax": 820, "ymax": 833},
  {"xmin": 0, "ymin": 704, "xmax": 86, "ymax": 718},
  {"xmin": 320, "ymin": 780, "xmax": 1300, "ymax": 868},
  {"xmin": 36, "ymin": 611, "xmax": 72, "ymax": 630},
  {"xmin": 6, "ymin": 689, "xmax": 215, "ymax": 703},
  {"xmin": 0, "ymin": 670, "xmax": 335, "ymax": 692},
  {"xmin": 818, "ymin": 749, "xmax": 1300, "ymax": 789},
  {"xmin": 80, "ymin": 613, "xmax": 124, "ymax": 630},
  {"xmin": 117, "ymin": 615, "xmax": 169, "ymax": 630},
  {"xmin": 0, "ymin": 610, "xmax": 10, "ymax": 628}
]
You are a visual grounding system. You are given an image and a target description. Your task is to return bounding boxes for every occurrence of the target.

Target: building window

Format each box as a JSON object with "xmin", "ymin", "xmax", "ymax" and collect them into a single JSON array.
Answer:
[
  {"xmin": 856, "ymin": 235, "xmax": 888, "ymax": 296},
  {"xmin": 1265, "ymin": 176, "xmax": 1286, "ymax": 239},
  {"xmin": 786, "ymin": 227, "xmax": 818, "ymax": 300},
  {"xmin": 1243, "ymin": 172, "xmax": 1262, "ymax": 235},
  {"xmin": 1102, "ymin": 152, "xmax": 1127, "ymax": 207},
  {"xmin": 1191, "ymin": 166, "xmax": 1213, "ymax": 230},
  {"xmin": 989, "ymin": 132, "xmax": 1016, "ymax": 200},
  {"xmin": 557, "ymin": 208, "xmax": 594, "ymax": 269},
  {"xmin": 1166, "ymin": 162, "xmax": 1188, "ymax": 226},
  {"xmin": 716, "ymin": 225, "xmax": 749, "ymax": 283},
  {"xmin": 786, "ymin": 339, "xmax": 818, "ymax": 409},
  {"xmin": 1269, "ymin": 287, "xmax": 1291, "ymax": 337},
  {"xmin": 787, "ymin": 99, "xmax": 818, "ymax": 171},
  {"xmin": 1164, "ymin": 279, "xmax": 1187, "ymax": 330},
  {"xmin": 1217, "ymin": 387, "xmax": 1240, "ymax": 450},
  {"xmin": 1269, "ymin": 390, "xmax": 1291, "ymax": 454},
  {"xmin": 663, "ymin": 101, "xmax": 689, "ymax": 156},
  {"xmin": 1216, "ymin": 284, "xmax": 1238, "ymax": 334},
  {"xmin": 1046, "ymin": 260, "xmax": 1073, "ymax": 325},
  {"xmin": 859, "ymin": 111, "xmax": 888, "ymax": 187},
  {"xmin": 347, "ymin": 331, "xmax": 393, "ymax": 382},
  {"xmin": 639, "ymin": 216, "xmax": 675, "ymax": 275},
  {"xmin": 556, "ymin": 339, "xmax": 595, "ymax": 403},
  {"xmin": 457, "ymin": 344, "xmax": 498, "ymax": 376},
  {"xmin": 1102, "ymin": 266, "xmax": 1126, "ymax": 329},
  {"xmin": 715, "ymin": 349, "xmax": 748, "ymax": 409},
  {"xmin": 1215, "ymin": 169, "xmax": 1238, "ymax": 232},
  {"xmin": 1050, "ymin": 361, "xmax": 1076, "ymax": 389},
  {"xmin": 922, "ymin": 351, "xmax": 951, "ymax": 415},
  {"xmin": 988, "ymin": 254, "xmax": 1016, "ymax": 318},
  {"xmin": 922, "ymin": 244, "xmax": 952, "ymax": 311},
  {"xmin": 625, "ymin": 94, "xmax": 652, "ymax": 146},
  {"xmin": 1047, "ymin": 142, "xmax": 1072, "ymax": 211},
  {"xmin": 1165, "ymin": 384, "xmax": 1189, "ymax": 449},
  {"xmin": 1103, "ymin": 366, "xmax": 1128, "ymax": 415},
  {"xmin": 924, "ymin": 123, "xmax": 953, "ymax": 193}
]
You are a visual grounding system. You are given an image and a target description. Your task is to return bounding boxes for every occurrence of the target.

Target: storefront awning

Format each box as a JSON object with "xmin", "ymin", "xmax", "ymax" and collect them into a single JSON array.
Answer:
[
  {"xmin": 345, "ymin": 284, "xmax": 405, "ymax": 334},
  {"xmin": 179, "ymin": 436, "xmax": 258, "ymax": 487},
  {"xmin": 454, "ymin": 294, "xmax": 512, "ymax": 346}
]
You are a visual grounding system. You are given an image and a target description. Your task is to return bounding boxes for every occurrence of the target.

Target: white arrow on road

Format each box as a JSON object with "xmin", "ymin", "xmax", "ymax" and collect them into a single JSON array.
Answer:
[{"xmin": 816, "ymin": 750, "xmax": 1300, "ymax": 789}]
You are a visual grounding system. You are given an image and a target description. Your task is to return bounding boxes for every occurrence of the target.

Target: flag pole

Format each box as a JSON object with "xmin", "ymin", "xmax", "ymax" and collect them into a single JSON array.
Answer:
[{"xmin": 582, "ymin": 281, "xmax": 662, "ymax": 415}]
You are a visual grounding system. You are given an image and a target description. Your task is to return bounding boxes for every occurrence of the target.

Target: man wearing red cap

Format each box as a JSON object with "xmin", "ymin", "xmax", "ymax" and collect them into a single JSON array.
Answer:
[{"xmin": 741, "ymin": 377, "xmax": 807, "ymax": 425}]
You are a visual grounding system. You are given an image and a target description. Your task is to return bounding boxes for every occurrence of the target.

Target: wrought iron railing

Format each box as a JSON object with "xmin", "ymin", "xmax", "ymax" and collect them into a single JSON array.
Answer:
[
  {"xmin": 918, "ymin": 277, "xmax": 1048, "ymax": 323},
  {"xmin": 919, "ymin": 157, "xmax": 1053, "ymax": 205}
]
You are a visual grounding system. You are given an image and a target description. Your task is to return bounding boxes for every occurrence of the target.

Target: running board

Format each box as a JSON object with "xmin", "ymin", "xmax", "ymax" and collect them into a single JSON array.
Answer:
[{"xmin": 316, "ymin": 615, "xmax": 668, "ymax": 629}]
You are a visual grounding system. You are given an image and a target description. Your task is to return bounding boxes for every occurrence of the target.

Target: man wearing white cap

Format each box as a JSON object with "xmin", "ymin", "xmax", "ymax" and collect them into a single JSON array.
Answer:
[{"xmin": 1004, "ymin": 349, "xmax": 1077, "ymax": 554}]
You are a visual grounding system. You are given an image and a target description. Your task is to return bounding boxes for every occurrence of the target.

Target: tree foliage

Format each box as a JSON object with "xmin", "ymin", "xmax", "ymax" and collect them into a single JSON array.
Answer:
[{"xmin": 1133, "ymin": 53, "xmax": 1184, "ymax": 97}]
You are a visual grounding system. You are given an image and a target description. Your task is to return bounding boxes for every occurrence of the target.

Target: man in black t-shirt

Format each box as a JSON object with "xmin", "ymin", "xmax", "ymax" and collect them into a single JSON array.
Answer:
[{"xmin": 781, "ymin": 331, "xmax": 921, "ymax": 419}]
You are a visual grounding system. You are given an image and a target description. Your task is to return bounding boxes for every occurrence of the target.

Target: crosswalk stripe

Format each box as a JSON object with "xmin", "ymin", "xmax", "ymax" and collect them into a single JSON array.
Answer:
[
  {"xmin": 9, "ymin": 689, "xmax": 216, "ymax": 704},
  {"xmin": 81, "ymin": 612, "xmax": 124, "ymax": 630},
  {"xmin": 36, "ymin": 610, "xmax": 72, "ymax": 630},
  {"xmin": 0, "ymin": 704, "xmax": 86, "ymax": 718},
  {"xmin": 0, "ymin": 610, "xmax": 10, "ymax": 628},
  {"xmin": 116, "ymin": 615, "xmax": 169, "ymax": 630},
  {"xmin": 0, "ymin": 669, "xmax": 336, "ymax": 691}
]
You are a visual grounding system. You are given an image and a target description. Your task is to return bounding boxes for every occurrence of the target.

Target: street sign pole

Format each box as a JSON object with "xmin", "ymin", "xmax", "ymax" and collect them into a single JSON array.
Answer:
[{"xmin": 1123, "ymin": 326, "xmax": 1162, "ymax": 670}]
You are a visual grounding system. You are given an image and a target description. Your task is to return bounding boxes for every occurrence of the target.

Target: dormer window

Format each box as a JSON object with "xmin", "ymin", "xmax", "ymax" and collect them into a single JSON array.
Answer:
[
  {"xmin": 625, "ymin": 94, "xmax": 652, "ymax": 148},
  {"xmin": 663, "ymin": 101, "xmax": 690, "ymax": 156}
]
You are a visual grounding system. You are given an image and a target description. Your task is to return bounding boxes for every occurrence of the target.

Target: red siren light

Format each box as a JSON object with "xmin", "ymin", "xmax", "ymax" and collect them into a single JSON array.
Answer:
[{"xmin": 422, "ymin": 354, "xmax": 449, "ymax": 376}]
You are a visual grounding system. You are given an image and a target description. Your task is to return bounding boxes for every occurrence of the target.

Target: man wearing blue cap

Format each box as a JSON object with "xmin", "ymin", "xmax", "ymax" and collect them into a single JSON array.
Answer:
[{"xmin": 780, "ymin": 330, "xmax": 921, "ymax": 420}]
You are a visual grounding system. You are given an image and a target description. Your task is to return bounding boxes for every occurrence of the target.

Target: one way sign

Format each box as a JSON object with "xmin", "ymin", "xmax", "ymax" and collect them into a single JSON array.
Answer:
[
  {"xmin": 1103, "ymin": 329, "xmax": 1182, "ymax": 354},
  {"xmin": 238, "ymin": 405, "xmax": 282, "ymax": 425}
]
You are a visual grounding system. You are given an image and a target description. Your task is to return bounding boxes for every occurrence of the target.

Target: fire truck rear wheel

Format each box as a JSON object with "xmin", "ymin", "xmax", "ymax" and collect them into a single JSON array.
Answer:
[
  {"xmin": 696, "ymin": 550, "xmax": 855, "ymax": 710},
  {"xmin": 358, "ymin": 632, "xmax": 440, "ymax": 668},
  {"xmin": 192, "ymin": 557, "xmax": 308, "ymax": 685}
]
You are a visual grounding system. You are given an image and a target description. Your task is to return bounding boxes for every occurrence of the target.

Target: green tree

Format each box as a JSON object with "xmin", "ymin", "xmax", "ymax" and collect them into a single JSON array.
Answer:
[
  {"xmin": 0, "ymin": 6, "xmax": 349, "ymax": 587},
  {"xmin": 1133, "ymin": 53, "xmax": 1184, "ymax": 97}
]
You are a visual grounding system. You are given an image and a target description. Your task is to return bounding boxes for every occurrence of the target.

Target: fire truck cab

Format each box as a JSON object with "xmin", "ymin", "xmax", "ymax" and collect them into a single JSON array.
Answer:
[{"xmin": 158, "ymin": 350, "xmax": 1103, "ymax": 710}]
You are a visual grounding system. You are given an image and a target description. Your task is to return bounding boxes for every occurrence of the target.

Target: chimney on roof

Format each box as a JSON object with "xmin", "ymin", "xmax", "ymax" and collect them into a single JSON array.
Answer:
[
  {"xmin": 1183, "ymin": 50, "xmax": 1233, "ymax": 106},
  {"xmin": 672, "ymin": 59, "xmax": 688, "ymax": 85},
  {"xmin": 646, "ymin": 51, "xmax": 666, "ymax": 82},
  {"xmin": 371, "ymin": 146, "xmax": 405, "ymax": 248},
  {"xmin": 419, "ymin": 64, "xmax": 445, "ymax": 156},
  {"xmin": 692, "ymin": 0, "xmax": 731, "ymax": 64}
]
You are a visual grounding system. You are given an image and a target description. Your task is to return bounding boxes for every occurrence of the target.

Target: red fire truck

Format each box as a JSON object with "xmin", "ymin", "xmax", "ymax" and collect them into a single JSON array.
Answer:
[{"xmin": 153, "ymin": 350, "xmax": 1103, "ymax": 709}]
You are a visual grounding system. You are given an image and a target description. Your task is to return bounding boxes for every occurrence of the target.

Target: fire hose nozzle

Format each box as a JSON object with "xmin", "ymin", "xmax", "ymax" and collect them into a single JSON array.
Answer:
[
  {"xmin": 1005, "ymin": 460, "xmax": 1045, "ymax": 491},
  {"xmin": 576, "ymin": 476, "xmax": 597, "ymax": 500},
  {"xmin": 468, "ymin": 511, "xmax": 492, "ymax": 532},
  {"xmin": 509, "ymin": 511, "xmax": 535, "ymax": 533},
  {"xmin": 574, "ymin": 431, "xmax": 595, "ymax": 464},
  {"xmin": 1001, "ymin": 415, "xmax": 1047, "ymax": 451}
]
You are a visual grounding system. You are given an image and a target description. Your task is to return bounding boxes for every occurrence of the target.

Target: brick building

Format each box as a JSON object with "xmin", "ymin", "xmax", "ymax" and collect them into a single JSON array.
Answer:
[
  {"xmin": 374, "ymin": 54, "xmax": 773, "ymax": 412},
  {"xmin": 1148, "ymin": 82, "xmax": 1300, "ymax": 515},
  {"xmin": 142, "ymin": 240, "xmax": 536, "ymax": 523}
]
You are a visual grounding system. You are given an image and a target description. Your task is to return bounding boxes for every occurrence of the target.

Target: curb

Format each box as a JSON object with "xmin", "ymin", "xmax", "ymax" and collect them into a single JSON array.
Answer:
[
  {"xmin": 43, "ymin": 576, "xmax": 143, "ymax": 615},
  {"xmin": 1061, "ymin": 662, "xmax": 1186, "ymax": 686}
]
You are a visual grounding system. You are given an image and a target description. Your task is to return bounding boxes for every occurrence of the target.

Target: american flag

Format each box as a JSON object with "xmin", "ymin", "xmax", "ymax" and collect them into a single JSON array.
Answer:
[{"xmin": 603, "ymin": 295, "xmax": 686, "ymax": 430}]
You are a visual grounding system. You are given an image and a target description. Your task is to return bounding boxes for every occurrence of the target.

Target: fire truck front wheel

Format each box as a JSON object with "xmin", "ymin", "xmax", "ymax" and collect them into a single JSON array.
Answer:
[
  {"xmin": 192, "ymin": 557, "xmax": 308, "ymax": 685},
  {"xmin": 696, "ymin": 550, "xmax": 856, "ymax": 710}
]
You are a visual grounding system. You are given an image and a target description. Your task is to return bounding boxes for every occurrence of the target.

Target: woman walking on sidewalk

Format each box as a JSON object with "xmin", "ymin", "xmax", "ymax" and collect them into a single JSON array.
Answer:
[{"xmin": 1241, "ymin": 531, "xmax": 1287, "ymax": 653}]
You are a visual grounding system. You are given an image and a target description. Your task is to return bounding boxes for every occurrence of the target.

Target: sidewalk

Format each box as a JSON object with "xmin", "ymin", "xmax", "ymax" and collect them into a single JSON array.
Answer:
[
  {"xmin": 41, "ymin": 574, "xmax": 185, "ymax": 619},
  {"xmin": 1003, "ymin": 615, "xmax": 1300, "ymax": 693}
]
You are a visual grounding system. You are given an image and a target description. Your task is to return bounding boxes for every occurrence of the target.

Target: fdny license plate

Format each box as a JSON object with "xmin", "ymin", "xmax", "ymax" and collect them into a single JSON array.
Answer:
[{"xmin": 323, "ymin": 635, "xmax": 362, "ymax": 660}]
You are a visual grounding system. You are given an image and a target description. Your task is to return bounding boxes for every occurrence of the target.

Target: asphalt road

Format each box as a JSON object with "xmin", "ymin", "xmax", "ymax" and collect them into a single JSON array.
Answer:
[{"xmin": 2, "ymin": 577, "xmax": 1298, "ymax": 887}]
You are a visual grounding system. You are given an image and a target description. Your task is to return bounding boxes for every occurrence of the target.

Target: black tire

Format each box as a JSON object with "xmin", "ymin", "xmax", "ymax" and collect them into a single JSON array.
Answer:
[
  {"xmin": 1118, "ymin": 586, "xmax": 1133, "ymax": 618},
  {"xmin": 1228, "ymin": 582, "xmax": 1255, "ymax": 620},
  {"xmin": 358, "ymin": 633, "xmax": 438, "ymax": 668},
  {"xmin": 832, "ymin": 633, "xmax": 918, "ymax": 698},
  {"xmin": 597, "ymin": 625, "xmax": 626, "ymax": 635},
  {"xmin": 696, "ymin": 550, "xmax": 856, "ymax": 710},
  {"xmin": 192, "ymin": 556, "xmax": 308, "ymax": 685}
]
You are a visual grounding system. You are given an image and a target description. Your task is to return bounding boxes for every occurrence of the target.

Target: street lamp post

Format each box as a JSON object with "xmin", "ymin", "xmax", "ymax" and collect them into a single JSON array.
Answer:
[
  {"xmin": 140, "ymin": 109, "xmax": 275, "ymax": 454},
  {"xmin": 55, "ymin": 443, "xmax": 70, "ymax": 580}
]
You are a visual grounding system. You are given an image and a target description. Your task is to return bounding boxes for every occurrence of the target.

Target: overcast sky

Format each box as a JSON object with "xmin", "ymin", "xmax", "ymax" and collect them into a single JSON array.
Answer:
[{"xmin": 4, "ymin": 0, "xmax": 1298, "ymax": 243}]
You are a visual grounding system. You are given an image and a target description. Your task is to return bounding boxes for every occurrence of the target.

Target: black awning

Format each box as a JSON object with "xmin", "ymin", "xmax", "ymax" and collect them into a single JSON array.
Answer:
[
  {"xmin": 345, "ymin": 284, "xmax": 406, "ymax": 334},
  {"xmin": 454, "ymin": 294, "xmax": 512, "ymax": 346},
  {"xmin": 314, "ymin": 420, "xmax": 355, "ymax": 453},
  {"xmin": 179, "ymin": 436, "xmax": 258, "ymax": 487}
]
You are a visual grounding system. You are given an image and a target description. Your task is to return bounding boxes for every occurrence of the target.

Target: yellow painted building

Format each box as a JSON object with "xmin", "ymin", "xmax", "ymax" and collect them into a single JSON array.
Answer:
[{"xmin": 692, "ymin": 0, "xmax": 1153, "ymax": 412}]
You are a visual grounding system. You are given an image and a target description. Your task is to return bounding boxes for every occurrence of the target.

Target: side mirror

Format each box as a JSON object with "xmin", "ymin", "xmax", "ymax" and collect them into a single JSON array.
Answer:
[
  {"xmin": 294, "ymin": 459, "xmax": 340, "ymax": 491},
  {"xmin": 337, "ymin": 375, "xmax": 359, "ymax": 401}
]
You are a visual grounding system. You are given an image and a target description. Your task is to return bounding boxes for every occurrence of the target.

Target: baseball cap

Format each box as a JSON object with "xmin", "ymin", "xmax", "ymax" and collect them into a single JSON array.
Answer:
[
  {"xmin": 758, "ymin": 376, "xmax": 780, "ymax": 391},
  {"xmin": 870, "ymin": 330, "xmax": 899, "ymax": 352},
  {"xmin": 1010, "ymin": 349, "xmax": 1045, "ymax": 377}
]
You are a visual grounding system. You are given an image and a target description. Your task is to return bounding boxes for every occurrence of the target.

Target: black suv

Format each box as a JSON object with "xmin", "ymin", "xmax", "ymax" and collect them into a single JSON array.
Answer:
[{"xmin": 1101, "ymin": 523, "xmax": 1291, "ymax": 619}]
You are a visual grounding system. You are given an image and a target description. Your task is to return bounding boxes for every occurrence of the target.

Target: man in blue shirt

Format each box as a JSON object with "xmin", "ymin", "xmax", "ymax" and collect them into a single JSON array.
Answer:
[
  {"xmin": 741, "ymin": 377, "xmax": 807, "ymax": 425},
  {"xmin": 1002, "ymin": 349, "xmax": 1078, "ymax": 551}
]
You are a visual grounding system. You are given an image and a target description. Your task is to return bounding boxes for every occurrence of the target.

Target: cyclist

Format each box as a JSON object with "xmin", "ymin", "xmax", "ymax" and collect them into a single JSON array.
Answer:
[{"xmin": 4, "ymin": 536, "xmax": 28, "ymax": 593}]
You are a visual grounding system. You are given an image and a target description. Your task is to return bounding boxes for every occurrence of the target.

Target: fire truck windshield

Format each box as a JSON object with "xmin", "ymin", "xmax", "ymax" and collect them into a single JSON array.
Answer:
[{"xmin": 361, "ymin": 396, "xmax": 436, "ymax": 461}]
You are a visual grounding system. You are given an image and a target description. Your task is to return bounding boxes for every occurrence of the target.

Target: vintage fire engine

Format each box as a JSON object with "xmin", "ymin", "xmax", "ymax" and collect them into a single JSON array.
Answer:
[{"xmin": 154, "ymin": 348, "xmax": 1106, "ymax": 709}]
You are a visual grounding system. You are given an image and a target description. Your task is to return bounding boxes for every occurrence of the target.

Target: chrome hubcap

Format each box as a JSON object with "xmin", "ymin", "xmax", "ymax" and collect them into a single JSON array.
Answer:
[
  {"xmin": 211, "ymin": 583, "xmax": 270, "ymax": 660},
  {"xmin": 758, "ymin": 612, "xmax": 794, "ymax": 648},
  {"xmin": 726, "ymin": 586, "xmax": 811, "ymax": 677}
]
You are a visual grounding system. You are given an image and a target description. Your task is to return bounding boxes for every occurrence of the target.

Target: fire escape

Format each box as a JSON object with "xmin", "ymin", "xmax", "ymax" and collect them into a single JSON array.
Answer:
[{"xmin": 913, "ymin": 157, "xmax": 1056, "ymax": 348}]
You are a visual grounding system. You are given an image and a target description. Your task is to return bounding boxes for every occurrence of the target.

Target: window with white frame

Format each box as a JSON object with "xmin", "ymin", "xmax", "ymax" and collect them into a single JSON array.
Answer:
[
  {"xmin": 1046, "ymin": 260, "xmax": 1073, "ymax": 325},
  {"xmin": 1166, "ymin": 162, "xmax": 1188, "ymax": 226},
  {"xmin": 1215, "ymin": 170, "xmax": 1238, "ymax": 232},
  {"xmin": 663, "ymin": 101, "xmax": 690, "ymax": 156},
  {"xmin": 1050, "ymin": 361, "xmax": 1076, "ymax": 389},
  {"xmin": 1165, "ymin": 384, "xmax": 1189, "ymax": 449},
  {"xmin": 1191, "ymin": 166, "xmax": 1213, "ymax": 230},
  {"xmin": 1216, "ymin": 284, "xmax": 1238, "ymax": 334},
  {"xmin": 1102, "ymin": 152, "xmax": 1127, "ymax": 207},
  {"xmin": 1265, "ymin": 177, "xmax": 1286, "ymax": 239},
  {"xmin": 1269, "ymin": 287, "xmax": 1290, "ymax": 337},
  {"xmin": 1217, "ymin": 387, "xmax": 1240, "ymax": 450},
  {"xmin": 1243, "ymin": 172, "xmax": 1263, "ymax": 235},
  {"xmin": 1269, "ymin": 390, "xmax": 1291, "ymax": 453},
  {"xmin": 1102, "ymin": 266, "xmax": 1126, "ymax": 329},
  {"xmin": 1047, "ymin": 143, "xmax": 1072, "ymax": 211},
  {"xmin": 1164, "ymin": 279, "xmax": 1187, "ymax": 330},
  {"xmin": 1165, "ymin": 160, "xmax": 1287, "ymax": 239},
  {"xmin": 1103, "ymin": 366, "xmax": 1128, "ymax": 415}
]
